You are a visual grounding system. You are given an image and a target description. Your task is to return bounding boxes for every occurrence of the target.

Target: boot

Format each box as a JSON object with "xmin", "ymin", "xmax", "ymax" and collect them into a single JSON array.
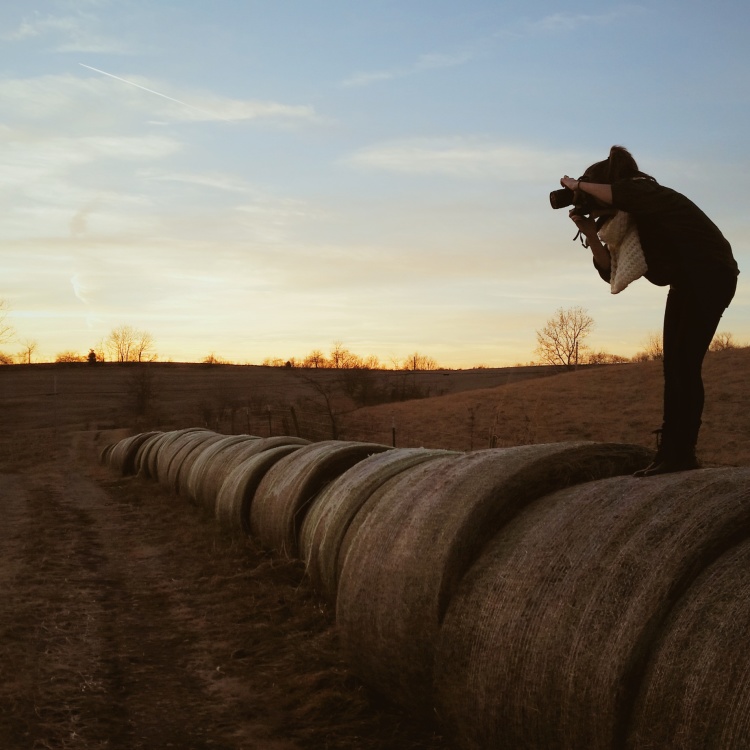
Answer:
[{"xmin": 633, "ymin": 429, "xmax": 699, "ymax": 477}]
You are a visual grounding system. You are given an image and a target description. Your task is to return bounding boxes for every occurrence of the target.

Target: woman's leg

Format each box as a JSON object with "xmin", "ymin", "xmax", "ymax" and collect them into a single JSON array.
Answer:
[{"xmin": 639, "ymin": 272, "xmax": 736, "ymax": 475}]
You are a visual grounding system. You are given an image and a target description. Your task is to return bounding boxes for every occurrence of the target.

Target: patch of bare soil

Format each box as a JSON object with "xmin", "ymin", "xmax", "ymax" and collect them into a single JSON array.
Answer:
[
  {"xmin": 0, "ymin": 434, "xmax": 449, "ymax": 749},
  {"xmin": 2, "ymin": 351, "xmax": 746, "ymax": 749}
]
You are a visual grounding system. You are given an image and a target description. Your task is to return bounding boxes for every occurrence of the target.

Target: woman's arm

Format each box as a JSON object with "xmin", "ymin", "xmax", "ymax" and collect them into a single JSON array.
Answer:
[{"xmin": 560, "ymin": 175, "xmax": 613, "ymax": 205}]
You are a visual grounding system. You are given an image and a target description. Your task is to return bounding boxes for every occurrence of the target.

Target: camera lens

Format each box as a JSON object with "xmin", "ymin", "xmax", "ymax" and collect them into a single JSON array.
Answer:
[{"xmin": 550, "ymin": 187, "xmax": 574, "ymax": 209}]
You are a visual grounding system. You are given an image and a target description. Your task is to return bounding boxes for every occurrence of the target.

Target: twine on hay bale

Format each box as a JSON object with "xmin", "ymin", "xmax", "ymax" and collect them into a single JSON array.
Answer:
[
  {"xmin": 148, "ymin": 428, "xmax": 213, "ymax": 482},
  {"xmin": 299, "ymin": 447, "xmax": 456, "ymax": 604},
  {"xmin": 214, "ymin": 444, "xmax": 305, "ymax": 535},
  {"xmin": 250, "ymin": 440, "xmax": 391, "ymax": 558},
  {"xmin": 189, "ymin": 436, "xmax": 309, "ymax": 512},
  {"xmin": 433, "ymin": 467, "xmax": 750, "ymax": 750},
  {"xmin": 627, "ymin": 536, "xmax": 750, "ymax": 749},
  {"xmin": 106, "ymin": 431, "xmax": 159, "ymax": 475},
  {"xmin": 163, "ymin": 431, "xmax": 226, "ymax": 494},
  {"xmin": 335, "ymin": 441, "xmax": 653, "ymax": 713}
]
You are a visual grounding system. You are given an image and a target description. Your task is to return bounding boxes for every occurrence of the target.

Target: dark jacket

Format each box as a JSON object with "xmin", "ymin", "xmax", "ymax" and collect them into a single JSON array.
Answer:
[{"xmin": 594, "ymin": 178, "xmax": 739, "ymax": 286}]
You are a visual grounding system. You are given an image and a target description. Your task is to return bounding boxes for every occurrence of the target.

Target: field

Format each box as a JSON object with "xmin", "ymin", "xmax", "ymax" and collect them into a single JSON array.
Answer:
[{"xmin": 1, "ymin": 349, "xmax": 748, "ymax": 749}]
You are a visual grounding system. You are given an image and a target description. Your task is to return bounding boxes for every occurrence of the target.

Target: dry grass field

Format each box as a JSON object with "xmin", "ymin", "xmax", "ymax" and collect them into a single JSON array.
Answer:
[{"xmin": 0, "ymin": 348, "xmax": 747, "ymax": 749}]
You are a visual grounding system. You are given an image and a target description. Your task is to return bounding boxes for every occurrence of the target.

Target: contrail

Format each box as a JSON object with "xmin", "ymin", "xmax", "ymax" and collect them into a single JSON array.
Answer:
[{"xmin": 79, "ymin": 63, "xmax": 233, "ymax": 122}]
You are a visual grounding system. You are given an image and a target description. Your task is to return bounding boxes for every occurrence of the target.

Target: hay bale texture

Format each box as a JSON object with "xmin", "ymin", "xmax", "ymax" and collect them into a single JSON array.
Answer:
[
  {"xmin": 99, "ymin": 442, "xmax": 115, "ymax": 466},
  {"xmin": 299, "ymin": 447, "xmax": 457, "ymax": 604},
  {"xmin": 181, "ymin": 434, "xmax": 260, "ymax": 505},
  {"xmin": 147, "ymin": 428, "xmax": 212, "ymax": 482},
  {"xmin": 105, "ymin": 431, "xmax": 161, "ymax": 475},
  {"xmin": 188, "ymin": 436, "xmax": 309, "ymax": 512},
  {"xmin": 335, "ymin": 441, "xmax": 653, "ymax": 712},
  {"xmin": 163, "ymin": 431, "xmax": 226, "ymax": 494},
  {"xmin": 131, "ymin": 431, "xmax": 166, "ymax": 476},
  {"xmin": 249, "ymin": 440, "xmax": 391, "ymax": 557},
  {"xmin": 627, "ymin": 535, "xmax": 750, "ymax": 749},
  {"xmin": 433, "ymin": 467, "xmax": 750, "ymax": 750},
  {"xmin": 214, "ymin": 444, "xmax": 305, "ymax": 534}
]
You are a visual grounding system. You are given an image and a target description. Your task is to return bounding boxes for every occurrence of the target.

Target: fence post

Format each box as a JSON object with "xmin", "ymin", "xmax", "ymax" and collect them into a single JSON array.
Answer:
[
  {"xmin": 266, "ymin": 405, "xmax": 272, "ymax": 437},
  {"xmin": 391, "ymin": 416, "xmax": 396, "ymax": 447}
]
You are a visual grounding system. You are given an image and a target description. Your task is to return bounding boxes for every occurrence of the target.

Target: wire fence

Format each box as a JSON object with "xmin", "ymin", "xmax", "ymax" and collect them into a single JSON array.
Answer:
[
  {"xmin": 1, "ymin": 363, "xmax": 548, "ymax": 454},
  {"xmin": 199, "ymin": 402, "xmax": 535, "ymax": 454}
]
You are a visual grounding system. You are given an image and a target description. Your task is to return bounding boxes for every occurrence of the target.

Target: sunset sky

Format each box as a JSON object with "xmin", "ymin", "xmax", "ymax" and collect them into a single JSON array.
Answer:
[{"xmin": 3, "ymin": 0, "xmax": 749, "ymax": 367}]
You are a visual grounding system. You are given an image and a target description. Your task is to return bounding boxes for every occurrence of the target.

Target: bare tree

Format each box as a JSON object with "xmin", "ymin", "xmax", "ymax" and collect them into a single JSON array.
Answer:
[
  {"xmin": 710, "ymin": 331, "xmax": 737, "ymax": 352},
  {"xmin": 203, "ymin": 352, "xmax": 229, "ymax": 365},
  {"xmin": 106, "ymin": 325, "xmax": 156, "ymax": 363},
  {"xmin": 133, "ymin": 329, "xmax": 156, "ymax": 362},
  {"xmin": 587, "ymin": 350, "xmax": 629, "ymax": 365},
  {"xmin": 18, "ymin": 339, "xmax": 38, "ymax": 365},
  {"xmin": 401, "ymin": 352, "xmax": 439, "ymax": 371},
  {"xmin": 107, "ymin": 325, "xmax": 134, "ymax": 362},
  {"xmin": 55, "ymin": 350, "xmax": 86, "ymax": 363},
  {"xmin": 0, "ymin": 299, "xmax": 14, "ymax": 344},
  {"xmin": 302, "ymin": 349, "xmax": 327, "ymax": 368},
  {"xmin": 329, "ymin": 341, "xmax": 360, "ymax": 369},
  {"xmin": 634, "ymin": 332, "xmax": 663, "ymax": 362},
  {"xmin": 535, "ymin": 306, "xmax": 595, "ymax": 371}
]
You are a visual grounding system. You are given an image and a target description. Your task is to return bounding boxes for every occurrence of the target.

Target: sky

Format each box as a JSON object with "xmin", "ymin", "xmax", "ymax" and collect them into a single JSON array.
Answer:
[{"xmin": 2, "ymin": 0, "xmax": 750, "ymax": 368}]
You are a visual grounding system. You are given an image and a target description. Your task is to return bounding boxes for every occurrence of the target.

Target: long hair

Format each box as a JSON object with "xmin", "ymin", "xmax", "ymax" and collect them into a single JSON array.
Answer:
[{"xmin": 582, "ymin": 145, "xmax": 656, "ymax": 183}]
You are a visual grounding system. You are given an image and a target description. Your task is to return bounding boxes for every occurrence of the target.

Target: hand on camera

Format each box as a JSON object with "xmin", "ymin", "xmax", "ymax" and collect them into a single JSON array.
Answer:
[
  {"xmin": 560, "ymin": 175, "xmax": 579, "ymax": 191},
  {"xmin": 569, "ymin": 210, "xmax": 598, "ymax": 239}
]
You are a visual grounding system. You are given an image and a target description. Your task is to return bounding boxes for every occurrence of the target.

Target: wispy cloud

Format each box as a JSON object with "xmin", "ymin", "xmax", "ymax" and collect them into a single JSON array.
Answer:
[
  {"xmin": 78, "ymin": 64, "xmax": 320, "ymax": 124},
  {"xmin": 3, "ymin": 9, "xmax": 133, "ymax": 54},
  {"xmin": 528, "ymin": 6, "xmax": 647, "ymax": 34},
  {"xmin": 79, "ymin": 63, "xmax": 237, "ymax": 123},
  {"xmin": 0, "ymin": 71, "xmax": 320, "ymax": 128},
  {"xmin": 345, "ymin": 137, "xmax": 582, "ymax": 181},
  {"xmin": 341, "ymin": 50, "xmax": 472, "ymax": 88}
]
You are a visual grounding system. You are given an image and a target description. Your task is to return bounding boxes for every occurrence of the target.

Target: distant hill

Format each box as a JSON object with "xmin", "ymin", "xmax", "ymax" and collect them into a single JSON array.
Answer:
[
  {"xmin": 340, "ymin": 348, "xmax": 750, "ymax": 467},
  {"xmin": 2, "ymin": 349, "xmax": 747, "ymax": 469}
]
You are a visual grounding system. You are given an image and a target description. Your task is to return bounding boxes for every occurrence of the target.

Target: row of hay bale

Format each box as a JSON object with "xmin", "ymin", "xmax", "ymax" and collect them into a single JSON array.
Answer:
[{"xmin": 101, "ymin": 429, "xmax": 750, "ymax": 749}]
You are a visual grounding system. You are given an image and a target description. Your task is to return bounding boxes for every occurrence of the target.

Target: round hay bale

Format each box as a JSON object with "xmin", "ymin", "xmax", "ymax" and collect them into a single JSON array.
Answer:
[
  {"xmin": 627, "ymin": 537, "xmax": 750, "ymax": 749},
  {"xmin": 215, "ymin": 444, "xmax": 305, "ymax": 534},
  {"xmin": 99, "ymin": 442, "xmax": 115, "ymax": 466},
  {"xmin": 190, "ymin": 435, "xmax": 309, "ymax": 512},
  {"xmin": 132, "ymin": 431, "xmax": 165, "ymax": 475},
  {"xmin": 108, "ymin": 431, "xmax": 161, "ymax": 475},
  {"xmin": 181, "ymin": 434, "xmax": 259, "ymax": 504},
  {"xmin": 145, "ymin": 428, "xmax": 210, "ymax": 481},
  {"xmin": 163, "ymin": 431, "xmax": 226, "ymax": 494},
  {"xmin": 250, "ymin": 440, "xmax": 391, "ymax": 558},
  {"xmin": 433, "ymin": 467, "xmax": 750, "ymax": 750},
  {"xmin": 336, "ymin": 441, "xmax": 654, "ymax": 713},
  {"xmin": 136, "ymin": 431, "xmax": 174, "ymax": 479},
  {"xmin": 299, "ymin": 447, "xmax": 456, "ymax": 604}
]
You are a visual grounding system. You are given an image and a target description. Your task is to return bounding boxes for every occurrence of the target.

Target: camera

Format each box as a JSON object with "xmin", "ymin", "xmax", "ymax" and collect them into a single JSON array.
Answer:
[{"xmin": 549, "ymin": 185, "xmax": 594, "ymax": 217}]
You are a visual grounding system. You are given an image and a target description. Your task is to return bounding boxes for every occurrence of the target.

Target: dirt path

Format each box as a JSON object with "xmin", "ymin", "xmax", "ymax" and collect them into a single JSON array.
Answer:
[{"xmin": 0, "ymin": 445, "xmax": 448, "ymax": 749}]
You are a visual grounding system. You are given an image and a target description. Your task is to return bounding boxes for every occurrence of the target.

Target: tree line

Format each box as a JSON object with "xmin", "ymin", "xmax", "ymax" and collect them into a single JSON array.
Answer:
[
  {"xmin": 0, "ymin": 298, "xmax": 742, "ymax": 369},
  {"xmin": 0, "ymin": 306, "xmax": 157, "ymax": 365},
  {"xmin": 258, "ymin": 342, "xmax": 439, "ymax": 372},
  {"xmin": 534, "ymin": 305, "xmax": 741, "ymax": 370}
]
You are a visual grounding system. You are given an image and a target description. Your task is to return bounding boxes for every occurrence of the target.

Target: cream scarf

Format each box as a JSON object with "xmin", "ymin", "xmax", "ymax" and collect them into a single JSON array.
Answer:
[{"xmin": 598, "ymin": 210, "xmax": 648, "ymax": 294}]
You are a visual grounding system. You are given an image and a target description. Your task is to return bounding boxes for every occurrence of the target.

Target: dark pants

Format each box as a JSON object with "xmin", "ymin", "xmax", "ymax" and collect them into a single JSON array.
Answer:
[{"xmin": 661, "ymin": 269, "xmax": 737, "ymax": 456}]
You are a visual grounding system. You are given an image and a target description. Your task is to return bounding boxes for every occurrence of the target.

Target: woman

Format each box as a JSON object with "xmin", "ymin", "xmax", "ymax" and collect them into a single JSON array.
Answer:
[{"xmin": 560, "ymin": 145, "xmax": 739, "ymax": 476}]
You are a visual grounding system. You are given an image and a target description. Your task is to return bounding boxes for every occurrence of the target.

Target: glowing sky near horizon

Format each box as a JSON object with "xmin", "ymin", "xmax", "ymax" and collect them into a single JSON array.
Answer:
[{"xmin": 2, "ymin": 0, "xmax": 750, "ymax": 367}]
